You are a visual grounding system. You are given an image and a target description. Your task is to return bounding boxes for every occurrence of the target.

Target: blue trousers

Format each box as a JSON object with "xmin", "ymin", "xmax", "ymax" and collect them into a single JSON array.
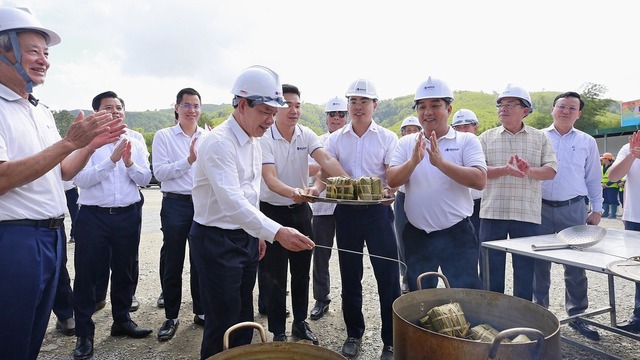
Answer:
[
  {"xmin": 311, "ymin": 214, "xmax": 336, "ymax": 302},
  {"xmin": 334, "ymin": 204, "xmax": 400, "ymax": 347},
  {"xmin": 393, "ymin": 191, "xmax": 408, "ymax": 278},
  {"xmin": 480, "ymin": 219, "xmax": 542, "ymax": 300},
  {"xmin": 189, "ymin": 223, "xmax": 258, "ymax": 359},
  {"xmin": 404, "ymin": 219, "xmax": 481, "ymax": 291},
  {"xmin": 0, "ymin": 223, "xmax": 62, "ymax": 360},
  {"xmin": 73, "ymin": 205, "xmax": 140, "ymax": 336},
  {"xmin": 159, "ymin": 196, "xmax": 201, "ymax": 319}
]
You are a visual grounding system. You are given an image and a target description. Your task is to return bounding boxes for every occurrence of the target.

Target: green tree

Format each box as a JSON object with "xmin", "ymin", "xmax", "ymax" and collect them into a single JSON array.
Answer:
[
  {"xmin": 52, "ymin": 110, "xmax": 75, "ymax": 136},
  {"xmin": 577, "ymin": 82, "xmax": 616, "ymax": 132}
]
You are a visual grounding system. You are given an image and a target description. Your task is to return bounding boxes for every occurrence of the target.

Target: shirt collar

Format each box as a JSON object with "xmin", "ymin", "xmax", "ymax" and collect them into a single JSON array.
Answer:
[
  {"xmin": 340, "ymin": 119, "xmax": 379, "ymax": 135},
  {"xmin": 0, "ymin": 83, "xmax": 22, "ymax": 102},
  {"xmin": 229, "ymin": 115, "xmax": 252, "ymax": 146},
  {"xmin": 171, "ymin": 123, "xmax": 204, "ymax": 137},
  {"xmin": 270, "ymin": 122, "xmax": 301, "ymax": 141}
]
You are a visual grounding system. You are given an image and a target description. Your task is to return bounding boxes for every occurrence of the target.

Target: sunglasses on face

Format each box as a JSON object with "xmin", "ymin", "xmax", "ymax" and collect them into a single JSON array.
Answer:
[{"xmin": 327, "ymin": 111, "xmax": 347, "ymax": 118}]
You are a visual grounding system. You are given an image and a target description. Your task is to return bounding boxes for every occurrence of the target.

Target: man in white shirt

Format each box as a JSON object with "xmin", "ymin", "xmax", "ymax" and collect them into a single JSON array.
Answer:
[
  {"xmin": 532, "ymin": 92, "xmax": 603, "ymax": 341},
  {"xmin": 0, "ymin": 8, "xmax": 123, "ymax": 359},
  {"xmin": 153, "ymin": 88, "xmax": 206, "ymax": 341},
  {"xmin": 189, "ymin": 65, "xmax": 314, "ymax": 358},
  {"xmin": 259, "ymin": 84, "xmax": 346, "ymax": 344},
  {"xmin": 323, "ymin": 79, "xmax": 398, "ymax": 360},
  {"xmin": 309, "ymin": 96, "xmax": 348, "ymax": 320},
  {"xmin": 387, "ymin": 77, "xmax": 486, "ymax": 293},
  {"xmin": 72, "ymin": 91, "xmax": 152, "ymax": 359}
]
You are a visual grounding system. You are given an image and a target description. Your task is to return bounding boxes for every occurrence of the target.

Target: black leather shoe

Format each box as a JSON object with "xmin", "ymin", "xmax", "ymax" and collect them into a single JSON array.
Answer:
[
  {"xmin": 310, "ymin": 300, "xmax": 330, "ymax": 320},
  {"xmin": 569, "ymin": 320, "xmax": 600, "ymax": 341},
  {"xmin": 94, "ymin": 300, "xmax": 106, "ymax": 313},
  {"xmin": 292, "ymin": 321, "xmax": 319, "ymax": 345},
  {"xmin": 130, "ymin": 296, "xmax": 140, "ymax": 312},
  {"xmin": 157, "ymin": 319, "xmax": 179, "ymax": 341},
  {"xmin": 617, "ymin": 319, "xmax": 640, "ymax": 333},
  {"xmin": 341, "ymin": 337, "xmax": 361, "ymax": 358},
  {"xmin": 273, "ymin": 333, "xmax": 286, "ymax": 342},
  {"xmin": 110, "ymin": 320, "xmax": 152, "ymax": 338},
  {"xmin": 56, "ymin": 318, "xmax": 76, "ymax": 336},
  {"xmin": 73, "ymin": 336, "xmax": 93, "ymax": 360},
  {"xmin": 193, "ymin": 314, "xmax": 205, "ymax": 326},
  {"xmin": 156, "ymin": 293, "xmax": 164, "ymax": 308},
  {"xmin": 380, "ymin": 345, "xmax": 393, "ymax": 360}
]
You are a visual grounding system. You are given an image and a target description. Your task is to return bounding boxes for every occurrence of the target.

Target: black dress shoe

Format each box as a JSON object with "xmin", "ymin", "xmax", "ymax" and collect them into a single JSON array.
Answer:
[
  {"xmin": 130, "ymin": 296, "xmax": 140, "ymax": 312},
  {"xmin": 193, "ymin": 314, "xmax": 205, "ymax": 326},
  {"xmin": 110, "ymin": 320, "xmax": 152, "ymax": 338},
  {"xmin": 310, "ymin": 301, "xmax": 330, "ymax": 320},
  {"xmin": 380, "ymin": 345, "xmax": 393, "ymax": 360},
  {"xmin": 94, "ymin": 300, "xmax": 106, "ymax": 313},
  {"xmin": 74, "ymin": 336, "xmax": 93, "ymax": 360},
  {"xmin": 341, "ymin": 337, "xmax": 361, "ymax": 359},
  {"xmin": 617, "ymin": 319, "xmax": 640, "ymax": 333},
  {"xmin": 158, "ymin": 319, "xmax": 179, "ymax": 341},
  {"xmin": 157, "ymin": 293, "xmax": 165, "ymax": 308},
  {"xmin": 56, "ymin": 318, "xmax": 76, "ymax": 336},
  {"xmin": 292, "ymin": 321, "xmax": 319, "ymax": 345},
  {"xmin": 569, "ymin": 320, "xmax": 600, "ymax": 341},
  {"xmin": 273, "ymin": 333, "xmax": 286, "ymax": 342}
]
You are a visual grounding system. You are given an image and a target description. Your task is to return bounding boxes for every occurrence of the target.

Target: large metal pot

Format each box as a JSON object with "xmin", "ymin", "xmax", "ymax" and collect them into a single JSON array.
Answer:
[
  {"xmin": 393, "ymin": 273, "xmax": 561, "ymax": 360},
  {"xmin": 208, "ymin": 322, "xmax": 346, "ymax": 360}
]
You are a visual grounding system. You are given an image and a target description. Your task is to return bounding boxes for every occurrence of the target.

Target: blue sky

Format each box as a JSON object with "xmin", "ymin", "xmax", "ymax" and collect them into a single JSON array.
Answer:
[{"xmin": 2, "ymin": 0, "xmax": 639, "ymax": 111}]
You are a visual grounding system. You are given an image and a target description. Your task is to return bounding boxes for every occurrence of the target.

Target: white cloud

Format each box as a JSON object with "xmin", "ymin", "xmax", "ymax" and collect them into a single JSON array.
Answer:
[{"xmin": 2, "ymin": 0, "xmax": 639, "ymax": 111}]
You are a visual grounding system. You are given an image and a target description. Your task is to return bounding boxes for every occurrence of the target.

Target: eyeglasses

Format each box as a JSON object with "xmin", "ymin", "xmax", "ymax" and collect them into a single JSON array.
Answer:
[
  {"xmin": 496, "ymin": 103, "xmax": 522, "ymax": 109},
  {"xmin": 555, "ymin": 105, "xmax": 579, "ymax": 112},
  {"xmin": 327, "ymin": 111, "xmax": 347, "ymax": 118},
  {"xmin": 178, "ymin": 103, "xmax": 201, "ymax": 111}
]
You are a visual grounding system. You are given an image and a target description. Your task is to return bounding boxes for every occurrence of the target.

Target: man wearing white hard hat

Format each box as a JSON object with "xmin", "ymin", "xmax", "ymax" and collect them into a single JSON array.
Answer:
[
  {"xmin": 451, "ymin": 109, "xmax": 482, "ymax": 243},
  {"xmin": 189, "ymin": 65, "xmax": 315, "ymax": 358},
  {"xmin": 309, "ymin": 96, "xmax": 349, "ymax": 321},
  {"xmin": 388, "ymin": 77, "xmax": 486, "ymax": 294},
  {"xmin": 0, "ymin": 7, "xmax": 124, "ymax": 359},
  {"xmin": 323, "ymin": 78, "xmax": 398, "ymax": 360},
  {"xmin": 478, "ymin": 84, "xmax": 557, "ymax": 301},
  {"xmin": 394, "ymin": 115, "xmax": 422, "ymax": 294}
]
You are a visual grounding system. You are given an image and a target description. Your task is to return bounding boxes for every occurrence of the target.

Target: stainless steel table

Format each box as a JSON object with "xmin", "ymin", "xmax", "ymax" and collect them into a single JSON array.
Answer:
[{"xmin": 481, "ymin": 229, "xmax": 640, "ymax": 359}]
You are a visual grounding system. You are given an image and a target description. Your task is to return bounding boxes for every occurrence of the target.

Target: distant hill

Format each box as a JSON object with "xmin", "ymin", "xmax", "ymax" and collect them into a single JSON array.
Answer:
[{"xmin": 61, "ymin": 90, "xmax": 622, "ymax": 137}]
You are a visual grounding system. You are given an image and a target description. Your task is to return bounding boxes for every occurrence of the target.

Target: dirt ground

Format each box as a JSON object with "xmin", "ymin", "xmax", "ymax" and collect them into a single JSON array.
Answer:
[{"xmin": 38, "ymin": 187, "xmax": 639, "ymax": 359}]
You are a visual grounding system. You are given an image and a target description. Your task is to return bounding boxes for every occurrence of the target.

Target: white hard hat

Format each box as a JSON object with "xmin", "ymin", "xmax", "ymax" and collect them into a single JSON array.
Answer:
[
  {"xmin": 497, "ymin": 83, "xmax": 533, "ymax": 115},
  {"xmin": 325, "ymin": 96, "xmax": 348, "ymax": 112},
  {"xmin": 451, "ymin": 109, "xmax": 478, "ymax": 127},
  {"xmin": 400, "ymin": 115, "xmax": 422, "ymax": 130},
  {"xmin": 231, "ymin": 65, "xmax": 286, "ymax": 108},
  {"xmin": 414, "ymin": 77, "xmax": 454, "ymax": 106},
  {"xmin": 345, "ymin": 79, "xmax": 378, "ymax": 100},
  {"xmin": 0, "ymin": 7, "xmax": 60, "ymax": 46}
]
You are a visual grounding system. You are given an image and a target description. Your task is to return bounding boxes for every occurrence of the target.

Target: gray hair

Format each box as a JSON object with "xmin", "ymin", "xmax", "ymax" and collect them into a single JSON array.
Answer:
[{"xmin": 0, "ymin": 33, "xmax": 12, "ymax": 52}]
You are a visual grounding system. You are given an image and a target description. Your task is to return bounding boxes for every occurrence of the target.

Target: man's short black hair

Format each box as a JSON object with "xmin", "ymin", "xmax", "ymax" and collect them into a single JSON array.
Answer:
[
  {"xmin": 553, "ymin": 91, "xmax": 585, "ymax": 111},
  {"xmin": 92, "ymin": 91, "xmax": 118, "ymax": 111},
  {"xmin": 175, "ymin": 88, "xmax": 201, "ymax": 120},
  {"xmin": 282, "ymin": 84, "xmax": 300, "ymax": 97}
]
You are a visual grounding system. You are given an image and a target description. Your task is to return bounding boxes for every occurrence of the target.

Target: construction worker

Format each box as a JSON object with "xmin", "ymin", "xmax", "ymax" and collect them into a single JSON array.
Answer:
[{"xmin": 600, "ymin": 152, "xmax": 619, "ymax": 218}]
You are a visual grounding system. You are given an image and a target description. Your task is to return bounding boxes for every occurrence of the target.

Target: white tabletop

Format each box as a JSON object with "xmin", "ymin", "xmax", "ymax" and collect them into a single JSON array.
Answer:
[{"xmin": 481, "ymin": 229, "xmax": 640, "ymax": 274}]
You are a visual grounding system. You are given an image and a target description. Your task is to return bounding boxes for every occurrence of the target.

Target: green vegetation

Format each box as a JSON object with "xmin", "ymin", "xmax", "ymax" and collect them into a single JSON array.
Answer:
[{"xmin": 52, "ymin": 83, "xmax": 621, "ymax": 157}]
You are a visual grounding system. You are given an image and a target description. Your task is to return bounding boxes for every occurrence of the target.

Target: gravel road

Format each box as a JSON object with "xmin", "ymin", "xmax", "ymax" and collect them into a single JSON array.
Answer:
[{"xmin": 38, "ymin": 187, "xmax": 639, "ymax": 359}]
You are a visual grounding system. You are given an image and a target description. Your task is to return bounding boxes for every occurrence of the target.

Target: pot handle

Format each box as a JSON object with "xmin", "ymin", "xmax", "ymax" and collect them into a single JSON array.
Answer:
[
  {"xmin": 488, "ymin": 327, "xmax": 544, "ymax": 360},
  {"xmin": 416, "ymin": 272, "xmax": 451, "ymax": 290},
  {"xmin": 222, "ymin": 321, "xmax": 268, "ymax": 350}
]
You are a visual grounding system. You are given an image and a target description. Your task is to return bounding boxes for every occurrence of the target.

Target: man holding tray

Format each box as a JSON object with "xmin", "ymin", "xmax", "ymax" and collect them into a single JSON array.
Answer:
[{"xmin": 323, "ymin": 78, "xmax": 399, "ymax": 360}]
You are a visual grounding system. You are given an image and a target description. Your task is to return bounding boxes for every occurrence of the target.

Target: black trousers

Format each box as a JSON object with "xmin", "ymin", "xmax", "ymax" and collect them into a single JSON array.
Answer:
[
  {"xmin": 189, "ymin": 223, "xmax": 258, "ymax": 359},
  {"xmin": 73, "ymin": 204, "xmax": 140, "ymax": 336},
  {"xmin": 159, "ymin": 195, "xmax": 201, "ymax": 318},
  {"xmin": 259, "ymin": 202, "xmax": 313, "ymax": 335}
]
